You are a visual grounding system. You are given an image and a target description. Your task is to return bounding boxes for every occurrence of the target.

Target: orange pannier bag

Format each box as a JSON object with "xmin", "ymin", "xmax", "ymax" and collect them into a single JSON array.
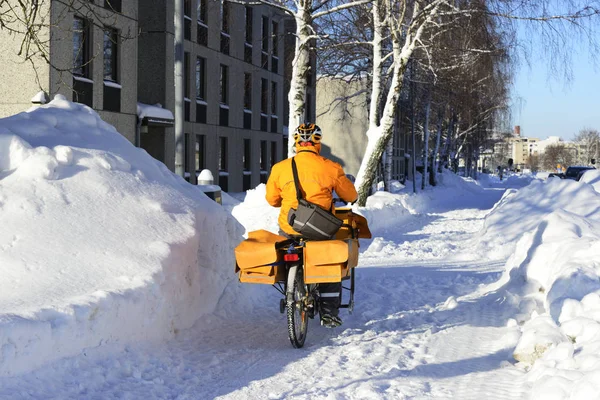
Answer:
[
  {"xmin": 303, "ymin": 239, "xmax": 360, "ymax": 284},
  {"xmin": 235, "ymin": 230, "xmax": 287, "ymax": 284}
]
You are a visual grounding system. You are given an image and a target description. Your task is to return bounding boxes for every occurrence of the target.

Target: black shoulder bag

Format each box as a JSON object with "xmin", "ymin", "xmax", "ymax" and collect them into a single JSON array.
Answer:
[{"xmin": 287, "ymin": 157, "xmax": 343, "ymax": 240}]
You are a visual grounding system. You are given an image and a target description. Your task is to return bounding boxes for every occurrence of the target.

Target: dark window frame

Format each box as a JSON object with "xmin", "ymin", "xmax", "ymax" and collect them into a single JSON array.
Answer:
[
  {"xmin": 243, "ymin": 139, "xmax": 251, "ymax": 171},
  {"xmin": 260, "ymin": 78, "xmax": 268, "ymax": 114},
  {"xmin": 270, "ymin": 81, "xmax": 277, "ymax": 115},
  {"xmin": 195, "ymin": 56, "xmax": 206, "ymax": 100},
  {"xmin": 271, "ymin": 20, "xmax": 279, "ymax": 56},
  {"xmin": 195, "ymin": 134, "xmax": 205, "ymax": 172},
  {"xmin": 220, "ymin": 64, "xmax": 229, "ymax": 105},
  {"xmin": 103, "ymin": 27, "xmax": 118, "ymax": 82},
  {"xmin": 244, "ymin": 73, "xmax": 252, "ymax": 110},
  {"xmin": 73, "ymin": 16, "xmax": 90, "ymax": 77},
  {"xmin": 245, "ymin": 6, "xmax": 253, "ymax": 43},
  {"xmin": 219, "ymin": 136, "xmax": 228, "ymax": 171}
]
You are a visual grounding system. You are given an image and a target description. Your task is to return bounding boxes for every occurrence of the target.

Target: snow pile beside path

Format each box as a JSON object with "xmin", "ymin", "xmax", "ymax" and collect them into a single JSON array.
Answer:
[
  {"xmin": 0, "ymin": 96, "xmax": 243, "ymax": 377},
  {"xmin": 477, "ymin": 178, "xmax": 600, "ymax": 259},
  {"xmin": 496, "ymin": 211, "xmax": 600, "ymax": 399},
  {"xmin": 480, "ymin": 178, "xmax": 600, "ymax": 399},
  {"xmin": 477, "ymin": 173, "xmax": 538, "ymax": 189},
  {"xmin": 580, "ymin": 169, "xmax": 600, "ymax": 192},
  {"xmin": 229, "ymin": 184, "xmax": 280, "ymax": 236}
]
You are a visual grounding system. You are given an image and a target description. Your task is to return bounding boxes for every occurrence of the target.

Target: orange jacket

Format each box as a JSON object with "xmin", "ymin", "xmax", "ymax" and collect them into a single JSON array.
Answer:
[{"xmin": 265, "ymin": 145, "xmax": 358, "ymax": 235}]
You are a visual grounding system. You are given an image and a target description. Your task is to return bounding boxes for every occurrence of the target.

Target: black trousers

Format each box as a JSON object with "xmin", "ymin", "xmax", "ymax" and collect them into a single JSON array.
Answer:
[{"xmin": 318, "ymin": 282, "xmax": 342, "ymax": 317}]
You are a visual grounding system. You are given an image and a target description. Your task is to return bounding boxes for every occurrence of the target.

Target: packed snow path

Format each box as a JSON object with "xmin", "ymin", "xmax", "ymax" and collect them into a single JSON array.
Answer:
[{"xmin": 0, "ymin": 188, "xmax": 530, "ymax": 399}]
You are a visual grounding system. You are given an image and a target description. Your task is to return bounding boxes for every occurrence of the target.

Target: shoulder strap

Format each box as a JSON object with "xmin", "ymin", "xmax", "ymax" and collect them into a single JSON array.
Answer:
[{"xmin": 291, "ymin": 157, "xmax": 303, "ymax": 201}]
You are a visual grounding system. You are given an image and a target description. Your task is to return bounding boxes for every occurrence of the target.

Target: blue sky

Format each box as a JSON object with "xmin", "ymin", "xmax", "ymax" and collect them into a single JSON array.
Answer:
[{"xmin": 511, "ymin": 49, "xmax": 600, "ymax": 142}]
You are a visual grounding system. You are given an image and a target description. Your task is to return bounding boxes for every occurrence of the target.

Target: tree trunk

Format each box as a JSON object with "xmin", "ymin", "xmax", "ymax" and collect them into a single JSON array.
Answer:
[
  {"xmin": 286, "ymin": 7, "xmax": 313, "ymax": 158},
  {"xmin": 431, "ymin": 109, "xmax": 443, "ymax": 186},
  {"xmin": 422, "ymin": 97, "xmax": 431, "ymax": 190},
  {"xmin": 383, "ymin": 138, "xmax": 393, "ymax": 191}
]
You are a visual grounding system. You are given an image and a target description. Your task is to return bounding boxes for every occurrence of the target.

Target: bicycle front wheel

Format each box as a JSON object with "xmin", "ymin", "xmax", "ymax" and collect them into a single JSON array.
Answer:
[{"xmin": 286, "ymin": 265, "xmax": 308, "ymax": 348}]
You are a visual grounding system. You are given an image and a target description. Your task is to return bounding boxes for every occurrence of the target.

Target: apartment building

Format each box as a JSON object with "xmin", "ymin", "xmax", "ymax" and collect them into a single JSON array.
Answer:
[
  {"xmin": 0, "ymin": 0, "xmax": 302, "ymax": 193},
  {"xmin": 138, "ymin": 0, "xmax": 288, "ymax": 191},
  {"xmin": 0, "ymin": 0, "xmax": 138, "ymax": 141},
  {"xmin": 316, "ymin": 77, "xmax": 412, "ymax": 182}
]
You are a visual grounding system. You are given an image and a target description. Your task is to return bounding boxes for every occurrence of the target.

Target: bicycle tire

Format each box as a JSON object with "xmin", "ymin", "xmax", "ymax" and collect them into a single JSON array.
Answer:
[{"xmin": 286, "ymin": 265, "xmax": 308, "ymax": 348}]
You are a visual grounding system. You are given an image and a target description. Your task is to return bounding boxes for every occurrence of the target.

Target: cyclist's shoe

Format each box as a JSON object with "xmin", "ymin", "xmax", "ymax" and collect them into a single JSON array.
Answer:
[{"xmin": 320, "ymin": 314, "xmax": 342, "ymax": 328}]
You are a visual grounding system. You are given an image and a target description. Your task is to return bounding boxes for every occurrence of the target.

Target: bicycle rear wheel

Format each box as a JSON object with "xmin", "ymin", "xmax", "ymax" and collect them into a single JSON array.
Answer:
[{"xmin": 286, "ymin": 265, "xmax": 308, "ymax": 348}]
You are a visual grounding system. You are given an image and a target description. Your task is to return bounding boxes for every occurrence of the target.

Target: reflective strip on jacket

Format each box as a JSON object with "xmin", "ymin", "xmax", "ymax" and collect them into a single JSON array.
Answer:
[{"xmin": 265, "ymin": 146, "xmax": 358, "ymax": 235}]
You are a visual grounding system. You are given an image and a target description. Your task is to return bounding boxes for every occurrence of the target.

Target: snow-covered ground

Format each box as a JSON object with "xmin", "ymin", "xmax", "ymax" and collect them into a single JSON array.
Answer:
[{"xmin": 1, "ymin": 99, "xmax": 600, "ymax": 399}]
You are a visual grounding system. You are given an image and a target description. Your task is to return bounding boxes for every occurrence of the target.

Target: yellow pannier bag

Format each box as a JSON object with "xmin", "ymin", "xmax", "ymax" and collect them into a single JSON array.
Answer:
[
  {"xmin": 235, "ymin": 230, "xmax": 287, "ymax": 284},
  {"xmin": 304, "ymin": 239, "xmax": 356, "ymax": 284},
  {"xmin": 334, "ymin": 209, "xmax": 372, "ymax": 240}
]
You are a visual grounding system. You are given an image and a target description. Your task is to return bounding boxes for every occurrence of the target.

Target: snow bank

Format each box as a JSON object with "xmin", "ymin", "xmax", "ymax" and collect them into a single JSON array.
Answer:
[
  {"xmin": 229, "ymin": 184, "xmax": 280, "ymax": 236},
  {"xmin": 0, "ymin": 96, "xmax": 243, "ymax": 377},
  {"xmin": 477, "ymin": 178, "xmax": 600, "ymax": 259},
  {"xmin": 579, "ymin": 169, "xmax": 600, "ymax": 192},
  {"xmin": 480, "ymin": 177, "xmax": 600, "ymax": 399},
  {"xmin": 477, "ymin": 173, "xmax": 538, "ymax": 189}
]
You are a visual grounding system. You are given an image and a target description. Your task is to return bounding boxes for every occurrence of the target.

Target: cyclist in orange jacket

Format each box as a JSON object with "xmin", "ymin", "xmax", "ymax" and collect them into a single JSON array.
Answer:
[{"xmin": 265, "ymin": 123, "xmax": 357, "ymax": 328}]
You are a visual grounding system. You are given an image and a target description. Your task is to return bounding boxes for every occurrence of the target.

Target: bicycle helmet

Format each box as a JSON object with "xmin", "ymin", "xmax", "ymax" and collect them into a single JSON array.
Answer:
[{"xmin": 293, "ymin": 123, "xmax": 322, "ymax": 145}]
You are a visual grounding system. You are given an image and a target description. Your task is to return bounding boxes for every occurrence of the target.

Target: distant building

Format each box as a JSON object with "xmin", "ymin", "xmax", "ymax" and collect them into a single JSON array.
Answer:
[{"xmin": 315, "ymin": 76, "xmax": 413, "ymax": 182}]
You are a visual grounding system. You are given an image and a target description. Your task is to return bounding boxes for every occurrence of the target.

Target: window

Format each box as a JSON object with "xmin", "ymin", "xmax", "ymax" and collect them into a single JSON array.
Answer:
[
  {"xmin": 221, "ymin": 1, "xmax": 230, "ymax": 34},
  {"xmin": 244, "ymin": 6, "xmax": 253, "ymax": 63},
  {"xmin": 270, "ymin": 82, "xmax": 277, "ymax": 114},
  {"xmin": 73, "ymin": 16, "xmax": 93, "ymax": 107},
  {"xmin": 185, "ymin": 134, "xmax": 191, "ymax": 179},
  {"xmin": 271, "ymin": 21, "xmax": 279, "ymax": 56},
  {"xmin": 184, "ymin": 52, "xmax": 190, "ymax": 121},
  {"xmin": 73, "ymin": 17, "xmax": 90, "ymax": 77},
  {"xmin": 104, "ymin": 0, "xmax": 122, "ymax": 13},
  {"xmin": 103, "ymin": 28, "xmax": 118, "ymax": 82},
  {"xmin": 245, "ymin": 7, "xmax": 253, "ymax": 43},
  {"xmin": 184, "ymin": 0, "xmax": 191, "ymax": 40},
  {"xmin": 243, "ymin": 139, "xmax": 251, "ymax": 190},
  {"xmin": 220, "ymin": 64, "xmax": 229, "ymax": 126},
  {"xmin": 220, "ymin": 0, "xmax": 230, "ymax": 54},
  {"xmin": 220, "ymin": 64, "xmax": 228, "ymax": 105},
  {"xmin": 196, "ymin": 57, "xmax": 207, "ymax": 123},
  {"xmin": 244, "ymin": 73, "xmax": 252, "ymax": 110},
  {"xmin": 261, "ymin": 16, "xmax": 269, "ymax": 69},
  {"xmin": 195, "ymin": 135, "xmax": 205, "ymax": 171},
  {"xmin": 243, "ymin": 139, "xmax": 251, "ymax": 171},
  {"xmin": 260, "ymin": 141, "xmax": 267, "ymax": 170},
  {"xmin": 260, "ymin": 78, "xmax": 268, "ymax": 131},
  {"xmin": 260, "ymin": 141, "xmax": 268, "ymax": 183},
  {"xmin": 219, "ymin": 137, "xmax": 228, "ymax": 191},
  {"xmin": 195, "ymin": 57, "xmax": 206, "ymax": 100},
  {"xmin": 261, "ymin": 16, "xmax": 269, "ymax": 52},
  {"xmin": 103, "ymin": 28, "xmax": 120, "ymax": 112},
  {"xmin": 271, "ymin": 21, "xmax": 279, "ymax": 73},
  {"xmin": 197, "ymin": 0, "xmax": 207, "ymax": 23},
  {"xmin": 261, "ymin": 79, "xmax": 268, "ymax": 114},
  {"xmin": 197, "ymin": 0, "xmax": 208, "ymax": 45},
  {"xmin": 243, "ymin": 73, "xmax": 252, "ymax": 129},
  {"xmin": 270, "ymin": 82, "xmax": 278, "ymax": 133}
]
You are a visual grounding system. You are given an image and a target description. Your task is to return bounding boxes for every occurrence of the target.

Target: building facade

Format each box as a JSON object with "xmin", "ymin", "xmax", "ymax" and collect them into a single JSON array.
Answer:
[
  {"xmin": 0, "ymin": 0, "xmax": 138, "ymax": 141},
  {"xmin": 316, "ymin": 77, "xmax": 412, "ymax": 182},
  {"xmin": 0, "ymin": 0, "xmax": 301, "ymax": 193}
]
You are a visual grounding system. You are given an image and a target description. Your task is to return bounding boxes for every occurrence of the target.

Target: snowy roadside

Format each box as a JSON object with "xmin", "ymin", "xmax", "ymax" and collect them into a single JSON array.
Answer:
[{"xmin": 0, "ymin": 97, "xmax": 244, "ymax": 377}]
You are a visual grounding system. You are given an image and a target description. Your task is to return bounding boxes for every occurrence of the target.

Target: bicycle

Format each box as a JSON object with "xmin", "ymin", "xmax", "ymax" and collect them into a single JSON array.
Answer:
[{"xmin": 235, "ymin": 208, "xmax": 370, "ymax": 348}]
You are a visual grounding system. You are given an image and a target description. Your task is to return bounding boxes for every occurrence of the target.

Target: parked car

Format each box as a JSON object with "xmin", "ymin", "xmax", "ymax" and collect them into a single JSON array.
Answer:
[
  {"xmin": 577, "ymin": 168, "xmax": 597, "ymax": 182},
  {"xmin": 565, "ymin": 166, "xmax": 596, "ymax": 181},
  {"xmin": 548, "ymin": 172, "xmax": 565, "ymax": 179}
]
